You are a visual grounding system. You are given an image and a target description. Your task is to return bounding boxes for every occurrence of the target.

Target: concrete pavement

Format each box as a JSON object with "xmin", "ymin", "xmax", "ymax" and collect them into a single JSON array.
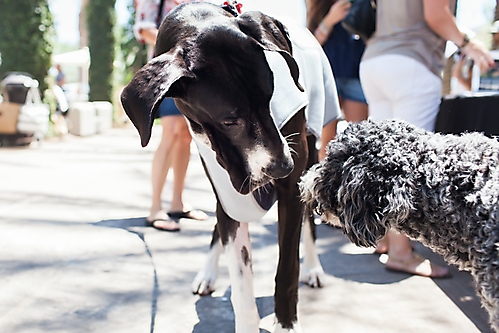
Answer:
[{"xmin": 0, "ymin": 125, "xmax": 493, "ymax": 333}]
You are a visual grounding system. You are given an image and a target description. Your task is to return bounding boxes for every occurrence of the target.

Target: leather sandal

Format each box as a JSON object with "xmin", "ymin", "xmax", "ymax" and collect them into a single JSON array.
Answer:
[{"xmin": 385, "ymin": 253, "xmax": 450, "ymax": 278}]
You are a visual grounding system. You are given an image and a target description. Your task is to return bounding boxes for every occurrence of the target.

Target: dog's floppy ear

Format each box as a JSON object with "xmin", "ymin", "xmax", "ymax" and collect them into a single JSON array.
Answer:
[
  {"xmin": 338, "ymin": 158, "xmax": 416, "ymax": 248},
  {"xmin": 121, "ymin": 49, "xmax": 194, "ymax": 147},
  {"xmin": 236, "ymin": 12, "xmax": 303, "ymax": 92},
  {"xmin": 337, "ymin": 162, "xmax": 391, "ymax": 248}
]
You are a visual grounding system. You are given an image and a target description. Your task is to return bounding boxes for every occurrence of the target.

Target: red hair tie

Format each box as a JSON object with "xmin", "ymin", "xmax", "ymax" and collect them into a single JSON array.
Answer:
[{"xmin": 222, "ymin": 1, "xmax": 243, "ymax": 15}]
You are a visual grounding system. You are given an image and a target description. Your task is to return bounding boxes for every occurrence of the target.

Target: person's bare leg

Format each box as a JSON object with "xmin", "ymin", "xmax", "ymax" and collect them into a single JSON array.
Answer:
[
  {"xmin": 386, "ymin": 231, "xmax": 412, "ymax": 259},
  {"xmin": 167, "ymin": 117, "xmax": 208, "ymax": 220},
  {"xmin": 342, "ymin": 99, "xmax": 368, "ymax": 123},
  {"xmin": 169, "ymin": 117, "xmax": 191, "ymax": 213},
  {"xmin": 147, "ymin": 116, "xmax": 180, "ymax": 231},
  {"xmin": 149, "ymin": 116, "xmax": 174, "ymax": 218},
  {"xmin": 320, "ymin": 98, "xmax": 368, "ymax": 160},
  {"xmin": 375, "ymin": 235, "xmax": 389, "ymax": 254},
  {"xmin": 319, "ymin": 119, "xmax": 338, "ymax": 160}
]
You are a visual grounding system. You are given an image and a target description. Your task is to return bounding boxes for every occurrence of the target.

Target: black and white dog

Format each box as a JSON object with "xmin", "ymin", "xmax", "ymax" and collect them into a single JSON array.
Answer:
[
  {"xmin": 300, "ymin": 119, "xmax": 499, "ymax": 333},
  {"xmin": 121, "ymin": 3, "xmax": 339, "ymax": 332}
]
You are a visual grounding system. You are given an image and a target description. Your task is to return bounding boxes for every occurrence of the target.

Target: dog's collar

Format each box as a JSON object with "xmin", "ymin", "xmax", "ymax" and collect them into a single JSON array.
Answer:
[{"xmin": 221, "ymin": 1, "xmax": 243, "ymax": 17}]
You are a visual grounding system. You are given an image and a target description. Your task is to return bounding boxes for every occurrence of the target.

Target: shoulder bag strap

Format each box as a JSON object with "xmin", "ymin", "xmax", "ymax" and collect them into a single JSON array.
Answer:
[{"xmin": 156, "ymin": 0, "xmax": 165, "ymax": 27}]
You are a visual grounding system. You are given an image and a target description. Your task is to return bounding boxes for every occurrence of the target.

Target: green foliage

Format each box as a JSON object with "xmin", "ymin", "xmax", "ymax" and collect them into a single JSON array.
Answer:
[
  {"xmin": 0, "ymin": 0, "xmax": 54, "ymax": 92},
  {"xmin": 87, "ymin": 0, "xmax": 116, "ymax": 102}
]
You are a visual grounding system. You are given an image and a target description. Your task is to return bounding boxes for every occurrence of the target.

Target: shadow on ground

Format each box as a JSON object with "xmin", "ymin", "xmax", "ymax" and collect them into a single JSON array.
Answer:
[{"xmin": 93, "ymin": 217, "xmax": 492, "ymax": 333}]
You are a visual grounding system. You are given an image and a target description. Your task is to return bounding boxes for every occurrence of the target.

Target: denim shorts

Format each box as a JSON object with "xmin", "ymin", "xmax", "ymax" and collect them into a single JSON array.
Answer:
[
  {"xmin": 335, "ymin": 77, "xmax": 367, "ymax": 104},
  {"xmin": 158, "ymin": 97, "xmax": 181, "ymax": 117}
]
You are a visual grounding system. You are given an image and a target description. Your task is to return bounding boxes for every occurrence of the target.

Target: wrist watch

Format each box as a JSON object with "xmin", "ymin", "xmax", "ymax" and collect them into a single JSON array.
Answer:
[{"xmin": 459, "ymin": 33, "xmax": 470, "ymax": 49}]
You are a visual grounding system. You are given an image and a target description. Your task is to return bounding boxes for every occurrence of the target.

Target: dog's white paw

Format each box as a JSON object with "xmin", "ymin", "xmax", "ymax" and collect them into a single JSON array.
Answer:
[
  {"xmin": 300, "ymin": 265, "xmax": 325, "ymax": 288},
  {"xmin": 191, "ymin": 269, "xmax": 217, "ymax": 295},
  {"xmin": 192, "ymin": 241, "xmax": 223, "ymax": 295},
  {"xmin": 273, "ymin": 321, "xmax": 303, "ymax": 333},
  {"xmin": 300, "ymin": 219, "xmax": 325, "ymax": 288}
]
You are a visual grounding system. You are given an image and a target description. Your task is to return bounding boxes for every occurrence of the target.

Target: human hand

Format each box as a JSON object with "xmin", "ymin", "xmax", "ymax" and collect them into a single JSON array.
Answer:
[
  {"xmin": 314, "ymin": 0, "xmax": 352, "ymax": 44},
  {"xmin": 141, "ymin": 27, "xmax": 159, "ymax": 47},
  {"xmin": 451, "ymin": 55, "xmax": 473, "ymax": 91},
  {"xmin": 462, "ymin": 39, "xmax": 495, "ymax": 71},
  {"xmin": 324, "ymin": 0, "xmax": 352, "ymax": 27}
]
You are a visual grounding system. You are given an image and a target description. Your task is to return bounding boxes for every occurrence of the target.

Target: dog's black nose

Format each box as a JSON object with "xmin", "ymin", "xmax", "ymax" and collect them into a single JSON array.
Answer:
[{"xmin": 263, "ymin": 159, "xmax": 294, "ymax": 179}]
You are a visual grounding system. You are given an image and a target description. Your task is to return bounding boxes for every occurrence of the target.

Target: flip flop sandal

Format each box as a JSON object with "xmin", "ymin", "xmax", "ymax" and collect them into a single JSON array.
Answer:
[
  {"xmin": 146, "ymin": 218, "xmax": 180, "ymax": 232},
  {"xmin": 168, "ymin": 209, "xmax": 208, "ymax": 221}
]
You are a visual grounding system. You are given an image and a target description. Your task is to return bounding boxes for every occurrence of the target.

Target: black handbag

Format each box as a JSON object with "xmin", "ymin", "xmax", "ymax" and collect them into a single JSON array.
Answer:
[{"xmin": 342, "ymin": 0, "xmax": 377, "ymax": 41}]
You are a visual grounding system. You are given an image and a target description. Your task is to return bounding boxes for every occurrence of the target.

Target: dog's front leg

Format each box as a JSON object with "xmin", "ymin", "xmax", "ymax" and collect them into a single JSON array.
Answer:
[
  {"xmin": 271, "ymin": 112, "xmax": 308, "ymax": 332},
  {"xmin": 274, "ymin": 183, "xmax": 305, "ymax": 333},
  {"xmin": 216, "ymin": 202, "xmax": 260, "ymax": 333},
  {"xmin": 299, "ymin": 210, "xmax": 325, "ymax": 288},
  {"xmin": 192, "ymin": 225, "xmax": 223, "ymax": 295},
  {"xmin": 299, "ymin": 136, "xmax": 325, "ymax": 288}
]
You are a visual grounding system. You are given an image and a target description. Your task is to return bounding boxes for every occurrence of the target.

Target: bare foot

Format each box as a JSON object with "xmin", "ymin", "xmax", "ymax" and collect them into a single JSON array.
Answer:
[
  {"xmin": 146, "ymin": 211, "xmax": 180, "ymax": 232},
  {"xmin": 374, "ymin": 238, "xmax": 389, "ymax": 254},
  {"xmin": 385, "ymin": 253, "xmax": 450, "ymax": 278}
]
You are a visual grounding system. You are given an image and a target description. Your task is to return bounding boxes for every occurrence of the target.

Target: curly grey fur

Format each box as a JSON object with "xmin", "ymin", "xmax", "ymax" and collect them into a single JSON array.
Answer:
[{"xmin": 299, "ymin": 119, "xmax": 499, "ymax": 332}]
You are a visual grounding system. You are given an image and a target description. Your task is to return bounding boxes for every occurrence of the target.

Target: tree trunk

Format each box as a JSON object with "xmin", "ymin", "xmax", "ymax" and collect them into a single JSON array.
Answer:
[{"xmin": 79, "ymin": 0, "xmax": 89, "ymax": 47}]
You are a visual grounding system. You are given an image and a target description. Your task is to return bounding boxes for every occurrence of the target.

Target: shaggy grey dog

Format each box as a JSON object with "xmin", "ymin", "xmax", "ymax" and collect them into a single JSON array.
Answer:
[{"xmin": 300, "ymin": 119, "xmax": 499, "ymax": 332}]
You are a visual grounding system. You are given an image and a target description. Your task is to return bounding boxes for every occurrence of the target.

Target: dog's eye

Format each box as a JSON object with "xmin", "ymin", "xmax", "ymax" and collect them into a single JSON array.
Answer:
[{"xmin": 223, "ymin": 118, "xmax": 240, "ymax": 127}]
